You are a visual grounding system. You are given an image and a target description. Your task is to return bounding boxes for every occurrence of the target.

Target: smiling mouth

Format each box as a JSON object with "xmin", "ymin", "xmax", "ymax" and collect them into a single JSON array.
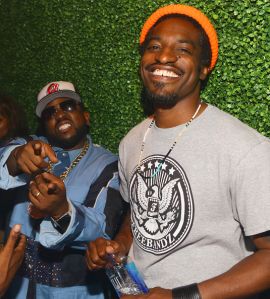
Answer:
[
  {"xmin": 57, "ymin": 122, "xmax": 72, "ymax": 133},
  {"xmin": 152, "ymin": 69, "xmax": 180, "ymax": 78}
]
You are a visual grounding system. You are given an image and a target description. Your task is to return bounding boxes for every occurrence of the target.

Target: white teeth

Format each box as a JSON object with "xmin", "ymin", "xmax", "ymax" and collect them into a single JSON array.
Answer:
[
  {"xmin": 59, "ymin": 123, "xmax": 71, "ymax": 131},
  {"xmin": 153, "ymin": 69, "xmax": 179, "ymax": 78}
]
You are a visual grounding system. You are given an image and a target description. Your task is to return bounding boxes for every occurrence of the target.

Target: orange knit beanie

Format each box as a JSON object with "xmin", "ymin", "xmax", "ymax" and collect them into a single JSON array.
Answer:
[{"xmin": 140, "ymin": 4, "xmax": 218, "ymax": 70}]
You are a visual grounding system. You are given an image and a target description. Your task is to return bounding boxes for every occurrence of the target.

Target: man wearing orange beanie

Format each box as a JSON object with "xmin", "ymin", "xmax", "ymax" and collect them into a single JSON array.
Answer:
[{"xmin": 86, "ymin": 4, "xmax": 270, "ymax": 299}]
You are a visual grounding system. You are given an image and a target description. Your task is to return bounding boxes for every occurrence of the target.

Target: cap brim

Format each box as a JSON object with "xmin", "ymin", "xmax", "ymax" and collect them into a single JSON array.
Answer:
[{"xmin": 36, "ymin": 90, "xmax": 81, "ymax": 117}]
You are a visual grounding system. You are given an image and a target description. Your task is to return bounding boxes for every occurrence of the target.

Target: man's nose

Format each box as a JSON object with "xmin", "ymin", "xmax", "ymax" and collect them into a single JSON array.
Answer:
[
  {"xmin": 155, "ymin": 48, "xmax": 178, "ymax": 64},
  {"xmin": 53, "ymin": 107, "xmax": 66, "ymax": 119}
]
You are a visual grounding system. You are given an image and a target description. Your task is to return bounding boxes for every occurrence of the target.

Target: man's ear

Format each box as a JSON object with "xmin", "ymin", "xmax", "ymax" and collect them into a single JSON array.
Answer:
[
  {"xmin": 84, "ymin": 111, "xmax": 90, "ymax": 126},
  {"xmin": 199, "ymin": 65, "xmax": 209, "ymax": 81}
]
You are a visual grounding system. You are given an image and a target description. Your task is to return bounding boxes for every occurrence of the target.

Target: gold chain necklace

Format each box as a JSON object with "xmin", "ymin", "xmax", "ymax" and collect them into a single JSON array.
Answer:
[{"xmin": 47, "ymin": 139, "xmax": 89, "ymax": 181}]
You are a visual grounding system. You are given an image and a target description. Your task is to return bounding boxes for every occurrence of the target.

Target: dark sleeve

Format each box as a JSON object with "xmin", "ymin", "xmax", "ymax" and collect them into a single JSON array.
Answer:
[{"xmin": 84, "ymin": 160, "xmax": 129, "ymax": 238}]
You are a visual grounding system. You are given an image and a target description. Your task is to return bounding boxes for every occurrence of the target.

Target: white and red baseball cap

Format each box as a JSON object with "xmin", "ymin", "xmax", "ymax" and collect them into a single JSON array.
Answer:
[{"xmin": 36, "ymin": 81, "xmax": 81, "ymax": 117}]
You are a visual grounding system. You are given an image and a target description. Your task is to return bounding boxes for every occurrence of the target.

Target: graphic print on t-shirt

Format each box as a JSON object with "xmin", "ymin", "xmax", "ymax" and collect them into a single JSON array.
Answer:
[{"xmin": 130, "ymin": 155, "xmax": 194, "ymax": 255}]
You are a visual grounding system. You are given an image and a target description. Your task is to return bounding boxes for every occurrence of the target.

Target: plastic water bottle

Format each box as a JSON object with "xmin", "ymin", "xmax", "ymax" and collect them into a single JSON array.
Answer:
[{"xmin": 105, "ymin": 254, "xmax": 148, "ymax": 297}]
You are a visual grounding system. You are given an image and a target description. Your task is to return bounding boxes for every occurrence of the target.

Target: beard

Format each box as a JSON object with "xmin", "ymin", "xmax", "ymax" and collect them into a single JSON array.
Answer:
[
  {"xmin": 140, "ymin": 84, "xmax": 179, "ymax": 116},
  {"xmin": 46, "ymin": 124, "xmax": 89, "ymax": 149}
]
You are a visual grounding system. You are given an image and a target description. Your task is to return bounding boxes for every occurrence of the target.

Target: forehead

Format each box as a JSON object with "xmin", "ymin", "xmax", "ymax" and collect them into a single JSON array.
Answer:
[{"xmin": 149, "ymin": 16, "xmax": 201, "ymax": 45}]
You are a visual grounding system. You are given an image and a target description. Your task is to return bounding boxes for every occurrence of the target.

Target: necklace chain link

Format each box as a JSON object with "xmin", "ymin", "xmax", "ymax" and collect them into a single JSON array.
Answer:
[{"xmin": 47, "ymin": 139, "xmax": 89, "ymax": 181}]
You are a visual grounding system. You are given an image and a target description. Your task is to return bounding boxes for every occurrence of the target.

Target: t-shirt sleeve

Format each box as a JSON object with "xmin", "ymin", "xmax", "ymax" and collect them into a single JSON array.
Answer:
[
  {"xmin": 231, "ymin": 140, "xmax": 270, "ymax": 236},
  {"xmin": 119, "ymin": 139, "xmax": 130, "ymax": 203}
]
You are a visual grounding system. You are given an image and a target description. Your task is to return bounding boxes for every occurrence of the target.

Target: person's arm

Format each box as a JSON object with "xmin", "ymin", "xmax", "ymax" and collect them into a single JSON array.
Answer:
[
  {"xmin": 37, "ymin": 160, "xmax": 127, "ymax": 250},
  {"xmin": 0, "ymin": 224, "xmax": 26, "ymax": 298},
  {"xmin": 0, "ymin": 138, "xmax": 58, "ymax": 191},
  {"xmin": 119, "ymin": 141, "xmax": 270, "ymax": 299},
  {"xmin": 86, "ymin": 208, "xmax": 132, "ymax": 270},
  {"xmin": 6, "ymin": 140, "xmax": 57, "ymax": 176},
  {"xmin": 118, "ymin": 233, "xmax": 270, "ymax": 299},
  {"xmin": 197, "ymin": 232, "xmax": 270, "ymax": 299}
]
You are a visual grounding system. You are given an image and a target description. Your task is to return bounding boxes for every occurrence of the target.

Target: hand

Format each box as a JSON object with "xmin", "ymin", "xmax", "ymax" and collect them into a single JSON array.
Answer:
[
  {"xmin": 0, "ymin": 224, "xmax": 26, "ymax": 297},
  {"xmin": 11, "ymin": 140, "xmax": 58, "ymax": 175},
  {"xmin": 86, "ymin": 237, "xmax": 125, "ymax": 270},
  {"xmin": 28, "ymin": 204, "xmax": 48, "ymax": 219},
  {"xmin": 28, "ymin": 172, "xmax": 69, "ymax": 219},
  {"xmin": 121, "ymin": 287, "xmax": 172, "ymax": 299}
]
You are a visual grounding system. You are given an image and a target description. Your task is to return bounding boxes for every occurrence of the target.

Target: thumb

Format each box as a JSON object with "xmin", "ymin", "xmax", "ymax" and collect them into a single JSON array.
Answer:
[{"xmin": 3, "ymin": 224, "xmax": 22, "ymax": 254}]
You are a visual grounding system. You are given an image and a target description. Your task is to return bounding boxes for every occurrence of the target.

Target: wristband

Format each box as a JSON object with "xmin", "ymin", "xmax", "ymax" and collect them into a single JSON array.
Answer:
[{"xmin": 172, "ymin": 283, "xmax": 202, "ymax": 299}]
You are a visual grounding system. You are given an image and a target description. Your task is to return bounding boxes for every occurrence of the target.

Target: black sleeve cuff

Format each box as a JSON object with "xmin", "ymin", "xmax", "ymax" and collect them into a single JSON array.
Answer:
[{"xmin": 172, "ymin": 283, "xmax": 202, "ymax": 299}]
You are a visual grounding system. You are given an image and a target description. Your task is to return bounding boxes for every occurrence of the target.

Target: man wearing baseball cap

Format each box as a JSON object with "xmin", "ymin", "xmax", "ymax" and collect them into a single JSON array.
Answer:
[
  {"xmin": 0, "ymin": 81, "xmax": 125, "ymax": 298},
  {"xmin": 86, "ymin": 4, "xmax": 270, "ymax": 299}
]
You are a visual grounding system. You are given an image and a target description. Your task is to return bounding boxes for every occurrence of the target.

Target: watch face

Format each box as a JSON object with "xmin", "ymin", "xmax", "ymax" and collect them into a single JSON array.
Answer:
[{"xmin": 51, "ymin": 213, "xmax": 71, "ymax": 234}]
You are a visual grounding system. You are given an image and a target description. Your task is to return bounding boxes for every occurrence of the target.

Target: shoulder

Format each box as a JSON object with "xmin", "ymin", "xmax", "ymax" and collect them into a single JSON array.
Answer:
[
  {"xmin": 202, "ymin": 105, "xmax": 269, "ymax": 148},
  {"xmin": 93, "ymin": 144, "xmax": 117, "ymax": 157},
  {"xmin": 89, "ymin": 138, "xmax": 118, "ymax": 165}
]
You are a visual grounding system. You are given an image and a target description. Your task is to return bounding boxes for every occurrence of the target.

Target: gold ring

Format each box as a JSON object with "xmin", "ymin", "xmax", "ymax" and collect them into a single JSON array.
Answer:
[{"xmin": 36, "ymin": 191, "xmax": 41, "ymax": 197}]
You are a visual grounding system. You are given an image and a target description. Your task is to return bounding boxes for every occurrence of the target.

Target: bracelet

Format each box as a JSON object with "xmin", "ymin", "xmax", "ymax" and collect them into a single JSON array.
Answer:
[{"xmin": 172, "ymin": 283, "xmax": 202, "ymax": 299}]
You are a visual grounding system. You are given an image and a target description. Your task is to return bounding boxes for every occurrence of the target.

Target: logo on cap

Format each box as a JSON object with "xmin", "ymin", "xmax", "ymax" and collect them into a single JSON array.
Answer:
[{"xmin": 47, "ymin": 83, "xmax": 59, "ymax": 95}]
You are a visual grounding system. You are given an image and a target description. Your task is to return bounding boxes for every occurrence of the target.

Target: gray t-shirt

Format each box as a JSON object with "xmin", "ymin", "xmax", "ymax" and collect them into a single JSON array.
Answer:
[{"xmin": 118, "ymin": 104, "xmax": 270, "ymax": 289}]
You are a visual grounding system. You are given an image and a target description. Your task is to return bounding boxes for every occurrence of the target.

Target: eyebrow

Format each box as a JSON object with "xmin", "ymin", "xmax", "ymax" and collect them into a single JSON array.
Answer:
[{"xmin": 148, "ymin": 35, "xmax": 196, "ymax": 47}]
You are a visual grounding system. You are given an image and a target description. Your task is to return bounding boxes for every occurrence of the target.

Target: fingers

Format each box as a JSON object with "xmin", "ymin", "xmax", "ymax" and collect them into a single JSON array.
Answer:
[
  {"xmin": 14, "ymin": 234, "xmax": 26, "ymax": 254},
  {"xmin": 86, "ymin": 246, "xmax": 102, "ymax": 270},
  {"xmin": 31, "ymin": 142, "xmax": 55, "ymax": 170},
  {"xmin": 40, "ymin": 171, "xmax": 60, "ymax": 182},
  {"xmin": 28, "ymin": 204, "xmax": 47, "ymax": 219},
  {"xmin": 29, "ymin": 180, "xmax": 43, "ymax": 198},
  {"xmin": 28, "ymin": 180, "xmax": 45, "ymax": 208},
  {"xmin": 28, "ymin": 142, "xmax": 50, "ymax": 169},
  {"xmin": 39, "ymin": 172, "xmax": 64, "ymax": 195},
  {"xmin": 20, "ymin": 156, "xmax": 44, "ymax": 174},
  {"xmin": 7, "ymin": 232, "xmax": 26, "ymax": 284},
  {"xmin": 47, "ymin": 183, "xmax": 58, "ymax": 194},
  {"xmin": 28, "ymin": 172, "xmax": 67, "ymax": 218},
  {"xmin": 31, "ymin": 174, "xmax": 50, "ymax": 192},
  {"xmin": 2, "ymin": 225, "xmax": 22, "ymax": 257},
  {"xmin": 43, "ymin": 143, "xmax": 58, "ymax": 164},
  {"xmin": 106, "ymin": 242, "xmax": 120, "ymax": 255},
  {"xmin": 86, "ymin": 238, "xmax": 121, "ymax": 270},
  {"xmin": 32, "ymin": 172, "xmax": 62, "ymax": 195},
  {"xmin": 86, "ymin": 238, "xmax": 111, "ymax": 270},
  {"xmin": 15, "ymin": 141, "xmax": 57, "ymax": 174},
  {"xmin": 29, "ymin": 173, "xmax": 58, "ymax": 196}
]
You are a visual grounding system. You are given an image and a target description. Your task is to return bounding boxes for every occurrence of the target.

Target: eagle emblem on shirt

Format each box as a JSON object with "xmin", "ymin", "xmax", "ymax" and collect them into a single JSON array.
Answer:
[
  {"xmin": 135, "ymin": 174, "xmax": 179, "ymax": 234},
  {"xmin": 129, "ymin": 155, "xmax": 194, "ymax": 255}
]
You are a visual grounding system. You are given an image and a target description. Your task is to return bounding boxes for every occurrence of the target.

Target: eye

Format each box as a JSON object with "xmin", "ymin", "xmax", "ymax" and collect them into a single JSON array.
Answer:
[
  {"xmin": 176, "ymin": 48, "xmax": 192, "ymax": 54},
  {"xmin": 146, "ymin": 43, "xmax": 161, "ymax": 52}
]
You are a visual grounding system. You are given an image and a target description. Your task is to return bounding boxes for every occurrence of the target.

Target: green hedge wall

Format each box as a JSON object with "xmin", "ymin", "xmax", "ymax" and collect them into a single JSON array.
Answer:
[{"xmin": 0, "ymin": 0, "xmax": 269, "ymax": 152}]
